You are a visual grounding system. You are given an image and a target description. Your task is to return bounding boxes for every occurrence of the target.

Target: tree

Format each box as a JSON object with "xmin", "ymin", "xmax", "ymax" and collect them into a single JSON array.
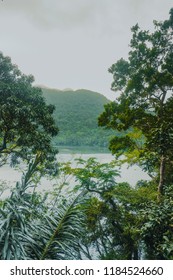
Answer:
[
  {"xmin": 62, "ymin": 158, "xmax": 157, "ymax": 259},
  {"xmin": 98, "ymin": 9, "xmax": 173, "ymax": 196},
  {"xmin": 0, "ymin": 52, "xmax": 58, "ymax": 167}
]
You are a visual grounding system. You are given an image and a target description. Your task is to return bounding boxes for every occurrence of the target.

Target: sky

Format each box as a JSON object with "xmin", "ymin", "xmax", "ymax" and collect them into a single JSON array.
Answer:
[{"xmin": 0, "ymin": 0, "xmax": 173, "ymax": 100}]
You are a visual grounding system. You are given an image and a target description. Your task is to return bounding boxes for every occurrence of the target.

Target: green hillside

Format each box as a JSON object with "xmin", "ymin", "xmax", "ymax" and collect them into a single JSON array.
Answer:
[{"xmin": 42, "ymin": 88, "xmax": 115, "ymax": 152}]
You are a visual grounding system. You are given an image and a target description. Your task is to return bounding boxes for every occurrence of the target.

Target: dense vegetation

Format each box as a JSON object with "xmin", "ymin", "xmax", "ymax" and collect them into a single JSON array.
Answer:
[
  {"xmin": 99, "ymin": 8, "xmax": 173, "ymax": 197},
  {"xmin": 0, "ymin": 52, "xmax": 58, "ymax": 170},
  {"xmin": 98, "ymin": 8, "xmax": 173, "ymax": 258},
  {"xmin": 1, "ymin": 9, "xmax": 173, "ymax": 260},
  {"xmin": 42, "ymin": 88, "xmax": 115, "ymax": 150}
]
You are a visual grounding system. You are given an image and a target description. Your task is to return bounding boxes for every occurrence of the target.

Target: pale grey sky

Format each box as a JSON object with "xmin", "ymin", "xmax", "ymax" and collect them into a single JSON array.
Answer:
[{"xmin": 0, "ymin": 0, "xmax": 173, "ymax": 100}]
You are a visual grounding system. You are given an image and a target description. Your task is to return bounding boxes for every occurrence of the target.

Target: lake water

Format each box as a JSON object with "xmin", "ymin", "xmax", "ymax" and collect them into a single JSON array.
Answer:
[{"xmin": 0, "ymin": 153, "xmax": 150, "ymax": 198}]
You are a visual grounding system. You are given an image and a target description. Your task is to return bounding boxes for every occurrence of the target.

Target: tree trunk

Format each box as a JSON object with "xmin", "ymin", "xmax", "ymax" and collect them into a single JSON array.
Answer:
[{"xmin": 157, "ymin": 155, "xmax": 165, "ymax": 196}]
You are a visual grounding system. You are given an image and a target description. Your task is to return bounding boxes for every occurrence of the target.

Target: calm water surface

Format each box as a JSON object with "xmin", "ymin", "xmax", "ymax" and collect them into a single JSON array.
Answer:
[{"xmin": 0, "ymin": 153, "xmax": 150, "ymax": 198}]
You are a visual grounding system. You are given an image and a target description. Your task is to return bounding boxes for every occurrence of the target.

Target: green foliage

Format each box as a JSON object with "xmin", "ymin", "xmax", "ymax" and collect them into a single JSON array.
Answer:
[
  {"xmin": 42, "ymin": 88, "xmax": 115, "ymax": 149},
  {"xmin": 61, "ymin": 158, "xmax": 158, "ymax": 260},
  {"xmin": 0, "ymin": 52, "xmax": 58, "ymax": 167},
  {"xmin": 0, "ymin": 159, "xmax": 85, "ymax": 260},
  {"xmin": 99, "ymin": 9, "xmax": 173, "ymax": 194},
  {"xmin": 141, "ymin": 185, "xmax": 173, "ymax": 259},
  {"xmin": 96, "ymin": 9, "xmax": 173, "ymax": 259},
  {"xmin": 1, "ymin": 155, "xmax": 172, "ymax": 260},
  {"xmin": 62, "ymin": 157, "xmax": 173, "ymax": 259},
  {"xmin": 2, "ymin": 10, "xmax": 173, "ymax": 260}
]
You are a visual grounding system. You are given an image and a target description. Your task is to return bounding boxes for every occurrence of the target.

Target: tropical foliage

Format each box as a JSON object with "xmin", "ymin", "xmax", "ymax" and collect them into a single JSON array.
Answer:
[
  {"xmin": 1, "ymin": 9, "xmax": 173, "ymax": 260},
  {"xmin": 0, "ymin": 52, "xmax": 58, "ymax": 167},
  {"xmin": 98, "ymin": 8, "xmax": 173, "ymax": 196},
  {"xmin": 49, "ymin": 155, "xmax": 172, "ymax": 260},
  {"xmin": 97, "ymin": 8, "xmax": 173, "ymax": 259},
  {"xmin": 0, "ymin": 158, "xmax": 85, "ymax": 260}
]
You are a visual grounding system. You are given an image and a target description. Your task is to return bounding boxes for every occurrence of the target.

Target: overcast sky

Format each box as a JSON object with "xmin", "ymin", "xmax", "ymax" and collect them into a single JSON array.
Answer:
[{"xmin": 0, "ymin": 0, "xmax": 173, "ymax": 100}]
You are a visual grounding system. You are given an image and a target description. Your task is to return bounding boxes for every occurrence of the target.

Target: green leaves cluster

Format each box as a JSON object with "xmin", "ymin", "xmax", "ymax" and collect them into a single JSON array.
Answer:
[
  {"xmin": 0, "ymin": 52, "xmax": 58, "ymax": 167},
  {"xmin": 61, "ymin": 158, "xmax": 158, "ymax": 260},
  {"xmin": 0, "ymin": 159, "xmax": 85, "ymax": 260},
  {"xmin": 95, "ymin": 9, "xmax": 173, "ymax": 259},
  {"xmin": 99, "ymin": 9, "xmax": 173, "ymax": 194},
  {"xmin": 141, "ymin": 186, "xmax": 173, "ymax": 259}
]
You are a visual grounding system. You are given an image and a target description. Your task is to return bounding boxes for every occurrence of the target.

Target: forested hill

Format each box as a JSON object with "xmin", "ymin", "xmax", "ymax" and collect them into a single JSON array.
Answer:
[{"xmin": 42, "ymin": 87, "xmax": 115, "ymax": 151}]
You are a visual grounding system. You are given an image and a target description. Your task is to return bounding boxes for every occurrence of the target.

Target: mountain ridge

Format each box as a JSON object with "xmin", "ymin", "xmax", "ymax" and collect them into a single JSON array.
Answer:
[{"xmin": 42, "ymin": 87, "xmax": 115, "ymax": 151}]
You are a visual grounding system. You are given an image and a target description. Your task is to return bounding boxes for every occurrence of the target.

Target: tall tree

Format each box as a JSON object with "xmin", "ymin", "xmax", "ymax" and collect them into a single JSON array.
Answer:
[
  {"xmin": 99, "ymin": 9, "xmax": 173, "ymax": 195},
  {"xmin": 0, "ymin": 52, "xmax": 58, "ymax": 167}
]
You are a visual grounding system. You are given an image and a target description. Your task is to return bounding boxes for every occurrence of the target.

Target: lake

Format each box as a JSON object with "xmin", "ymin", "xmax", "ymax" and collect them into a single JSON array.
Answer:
[{"xmin": 0, "ymin": 153, "xmax": 150, "ymax": 198}]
